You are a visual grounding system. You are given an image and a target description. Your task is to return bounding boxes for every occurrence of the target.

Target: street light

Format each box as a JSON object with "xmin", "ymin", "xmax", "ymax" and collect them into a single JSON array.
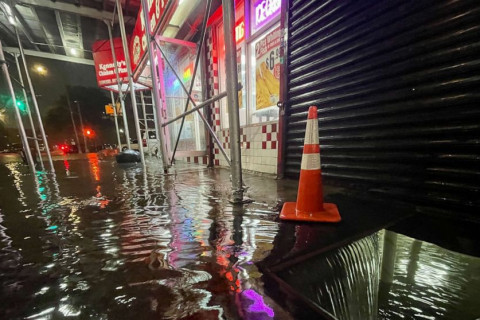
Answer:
[{"xmin": 33, "ymin": 64, "xmax": 47, "ymax": 76}]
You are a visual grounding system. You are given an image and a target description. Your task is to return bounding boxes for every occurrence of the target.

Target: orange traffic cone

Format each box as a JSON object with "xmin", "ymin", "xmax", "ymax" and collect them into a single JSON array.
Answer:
[{"xmin": 280, "ymin": 106, "xmax": 341, "ymax": 223}]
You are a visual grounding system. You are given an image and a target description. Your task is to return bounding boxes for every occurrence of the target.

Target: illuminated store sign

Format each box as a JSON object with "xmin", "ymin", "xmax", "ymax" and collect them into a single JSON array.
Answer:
[
  {"xmin": 235, "ymin": 20, "xmax": 245, "ymax": 44},
  {"xmin": 254, "ymin": 0, "xmax": 281, "ymax": 29}
]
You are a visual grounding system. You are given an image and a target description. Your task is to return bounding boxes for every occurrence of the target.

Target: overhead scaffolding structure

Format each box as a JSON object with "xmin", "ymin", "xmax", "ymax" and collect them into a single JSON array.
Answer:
[
  {"xmin": 0, "ymin": 40, "xmax": 35, "ymax": 172},
  {"xmin": 14, "ymin": 26, "xmax": 55, "ymax": 172}
]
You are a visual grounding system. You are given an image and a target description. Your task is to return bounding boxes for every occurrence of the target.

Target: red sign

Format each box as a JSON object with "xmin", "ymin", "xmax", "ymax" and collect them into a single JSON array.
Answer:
[
  {"xmin": 92, "ymin": 38, "xmax": 128, "ymax": 88},
  {"xmin": 130, "ymin": 0, "xmax": 176, "ymax": 77},
  {"xmin": 235, "ymin": 20, "xmax": 245, "ymax": 44}
]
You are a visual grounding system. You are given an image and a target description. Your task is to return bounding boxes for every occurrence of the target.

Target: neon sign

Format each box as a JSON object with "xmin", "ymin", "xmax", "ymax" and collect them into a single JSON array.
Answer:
[{"xmin": 254, "ymin": 0, "xmax": 281, "ymax": 29}]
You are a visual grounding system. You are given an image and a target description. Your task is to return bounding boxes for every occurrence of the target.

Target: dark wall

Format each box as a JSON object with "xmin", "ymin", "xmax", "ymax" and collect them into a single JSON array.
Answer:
[{"xmin": 284, "ymin": 0, "xmax": 480, "ymax": 221}]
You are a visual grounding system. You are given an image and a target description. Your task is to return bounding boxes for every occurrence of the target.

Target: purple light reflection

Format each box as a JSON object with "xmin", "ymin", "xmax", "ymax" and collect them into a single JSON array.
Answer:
[{"xmin": 242, "ymin": 288, "xmax": 275, "ymax": 318}]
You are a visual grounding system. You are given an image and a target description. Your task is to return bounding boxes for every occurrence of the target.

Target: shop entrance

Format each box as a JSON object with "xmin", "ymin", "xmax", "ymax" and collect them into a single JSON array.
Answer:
[{"xmin": 157, "ymin": 37, "xmax": 207, "ymax": 160}]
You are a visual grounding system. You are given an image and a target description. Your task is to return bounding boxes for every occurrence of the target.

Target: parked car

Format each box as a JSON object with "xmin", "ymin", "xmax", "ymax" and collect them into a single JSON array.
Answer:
[
  {"xmin": 121, "ymin": 139, "xmax": 139, "ymax": 151},
  {"xmin": 121, "ymin": 131, "xmax": 159, "ymax": 155},
  {"xmin": 142, "ymin": 130, "xmax": 160, "ymax": 155}
]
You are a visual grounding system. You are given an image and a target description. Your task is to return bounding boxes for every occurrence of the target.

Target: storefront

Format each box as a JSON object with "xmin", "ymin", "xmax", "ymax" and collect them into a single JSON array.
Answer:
[{"xmin": 204, "ymin": 0, "xmax": 282, "ymax": 174}]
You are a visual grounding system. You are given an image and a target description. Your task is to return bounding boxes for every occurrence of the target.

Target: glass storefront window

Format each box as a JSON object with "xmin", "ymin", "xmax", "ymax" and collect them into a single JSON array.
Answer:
[
  {"xmin": 248, "ymin": 24, "xmax": 280, "ymax": 124},
  {"xmin": 162, "ymin": 42, "xmax": 206, "ymax": 152}
]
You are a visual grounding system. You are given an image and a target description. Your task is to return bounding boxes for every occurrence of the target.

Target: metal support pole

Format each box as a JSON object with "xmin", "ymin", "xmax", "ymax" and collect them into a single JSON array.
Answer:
[
  {"xmin": 66, "ymin": 87, "xmax": 81, "ymax": 153},
  {"xmin": 150, "ymin": 90, "xmax": 161, "ymax": 158},
  {"xmin": 15, "ymin": 27, "xmax": 55, "ymax": 172},
  {"xmin": 110, "ymin": 91, "xmax": 122, "ymax": 151},
  {"xmin": 105, "ymin": 21, "xmax": 131, "ymax": 150},
  {"xmin": 0, "ymin": 41, "xmax": 35, "ymax": 171},
  {"xmin": 140, "ymin": 0, "xmax": 169, "ymax": 170},
  {"xmin": 154, "ymin": 40, "xmax": 231, "ymax": 166},
  {"xmin": 162, "ymin": 91, "xmax": 228, "ymax": 126},
  {"xmin": 222, "ymin": 0, "xmax": 243, "ymax": 202},
  {"xmin": 14, "ymin": 53, "xmax": 42, "ymax": 168},
  {"xmin": 139, "ymin": 91, "xmax": 150, "ymax": 156},
  {"xmin": 75, "ymin": 101, "xmax": 89, "ymax": 152},
  {"xmin": 170, "ymin": 0, "xmax": 212, "ymax": 163},
  {"xmin": 116, "ymin": 0, "xmax": 145, "ymax": 165}
]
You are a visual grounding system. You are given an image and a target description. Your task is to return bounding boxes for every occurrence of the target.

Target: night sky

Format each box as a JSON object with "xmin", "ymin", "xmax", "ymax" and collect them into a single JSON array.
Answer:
[{"xmin": 1, "ymin": 53, "xmax": 99, "ymax": 127}]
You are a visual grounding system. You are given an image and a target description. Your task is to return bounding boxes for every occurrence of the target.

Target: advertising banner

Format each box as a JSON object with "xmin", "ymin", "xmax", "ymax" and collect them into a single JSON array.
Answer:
[
  {"xmin": 130, "ymin": 0, "xmax": 176, "ymax": 78},
  {"xmin": 92, "ymin": 38, "xmax": 128, "ymax": 88},
  {"xmin": 255, "ymin": 26, "xmax": 281, "ymax": 110}
]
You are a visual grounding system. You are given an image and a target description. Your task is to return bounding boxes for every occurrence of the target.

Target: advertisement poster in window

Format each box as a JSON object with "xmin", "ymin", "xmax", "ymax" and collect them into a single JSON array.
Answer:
[
  {"xmin": 237, "ymin": 47, "xmax": 244, "ymax": 109},
  {"xmin": 255, "ymin": 26, "xmax": 281, "ymax": 111}
]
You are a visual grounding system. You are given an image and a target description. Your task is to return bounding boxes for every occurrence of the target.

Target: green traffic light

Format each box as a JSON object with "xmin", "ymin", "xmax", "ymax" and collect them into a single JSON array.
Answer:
[{"xmin": 16, "ymin": 100, "xmax": 26, "ymax": 112}]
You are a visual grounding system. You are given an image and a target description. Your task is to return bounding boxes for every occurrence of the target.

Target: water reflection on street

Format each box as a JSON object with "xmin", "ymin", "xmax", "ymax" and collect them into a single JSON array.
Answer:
[
  {"xmin": 0, "ymin": 156, "xmax": 286, "ymax": 319},
  {"xmin": 1, "ymin": 155, "xmax": 479, "ymax": 319}
]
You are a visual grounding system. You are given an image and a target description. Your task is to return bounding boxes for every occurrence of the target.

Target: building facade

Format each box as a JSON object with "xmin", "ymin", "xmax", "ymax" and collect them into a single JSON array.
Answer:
[{"xmin": 198, "ymin": 0, "xmax": 282, "ymax": 175}]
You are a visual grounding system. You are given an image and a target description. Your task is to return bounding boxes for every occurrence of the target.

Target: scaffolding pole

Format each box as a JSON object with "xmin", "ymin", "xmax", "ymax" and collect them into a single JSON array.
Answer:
[
  {"xmin": 116, "ymin": 0, "xmax": 146, "ymax": 165},
  {"xmin": 14, "ymin": 53, "xmax": 43, "ymax": 169},
  {"xmin": 15, "ymin": 27, "xmax": 55, "ymax": 172},
  {"xmin": 139, "ymin": 91, "xmax": 150, "ymax": 156},
  {"xmin": 153, "ymin": 40, "xmax": 231, "ymax": 166},
  {"xmin": 170, "ymin": 0, "xmax": 212, "ymax": 164},
  {"xmin": 222, "ymin": 0, "xmax": 244, "ymax": 202},
  {"xmin": 140, "ymin": 0, "xmax": 170, "ymax": 171},
  {"xmin": 110, "ymin": 91, "xmax": 122, "ymax": 151},
  {"xmin": 150, "ymin": 89, "xmax": 161, "ymax": 158},
  {"xmin": 0, "ymin": 41, "xmax": 35, "ymax": 171},
  {"xmin": 106, "ymin": 21, "xmax": 131, "ymax": 150},
  {"xmin": 163, "ymin": 91, "xmax": 228, "ymax": 126}
]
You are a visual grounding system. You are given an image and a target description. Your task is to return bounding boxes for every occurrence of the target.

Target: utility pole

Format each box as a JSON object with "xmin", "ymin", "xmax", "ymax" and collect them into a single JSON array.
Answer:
[
  {"xmin": 75, "ymin": 100, "xmax": 89, "ymax": 153},
  {"xmin": 66, "ymin": 88, "xmax": 82, "ymax": 153}
]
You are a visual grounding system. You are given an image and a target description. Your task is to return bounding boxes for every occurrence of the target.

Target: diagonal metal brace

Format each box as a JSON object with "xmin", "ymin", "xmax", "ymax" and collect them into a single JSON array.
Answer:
[{"xmin": 154, "ymin": 39, "xmax": 232, "ymax": 166}]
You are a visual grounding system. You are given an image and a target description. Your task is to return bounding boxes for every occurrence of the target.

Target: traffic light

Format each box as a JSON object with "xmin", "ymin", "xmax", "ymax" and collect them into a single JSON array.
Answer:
[
  {"xmin": 16, "ymin": 100, "xmax": 26, "ymax": 113},
  {"xmin": 84, "ymin": 129, "xmax": 94, "ymax": 137}
]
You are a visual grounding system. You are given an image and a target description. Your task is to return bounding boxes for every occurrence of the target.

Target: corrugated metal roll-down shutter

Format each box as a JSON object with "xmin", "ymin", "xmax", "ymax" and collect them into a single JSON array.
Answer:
[{"xmin": 285, "ymin": 0, "xmax": 480, "ymax": 220}]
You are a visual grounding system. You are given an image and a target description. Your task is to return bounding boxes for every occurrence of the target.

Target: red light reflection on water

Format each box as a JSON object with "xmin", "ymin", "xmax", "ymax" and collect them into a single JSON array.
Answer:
[{"xmin": 87, "ymin": 154, "xmax": 100, "ymax": 181}]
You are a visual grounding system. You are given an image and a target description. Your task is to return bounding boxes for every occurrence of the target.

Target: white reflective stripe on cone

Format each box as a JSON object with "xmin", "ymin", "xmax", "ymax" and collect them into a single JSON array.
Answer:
[
  {"xmin": 304, "ymin": 119, "xmax": 319, "ymax": 145},
  {"xmin": 301, "ymin": 153, "xmax": 321, "ymax": 170}
]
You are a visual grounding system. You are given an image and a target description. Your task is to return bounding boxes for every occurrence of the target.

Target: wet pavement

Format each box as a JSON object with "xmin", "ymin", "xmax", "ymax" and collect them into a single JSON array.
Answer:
[{"xmin": 1, "ymin": 154, "xmax": 479, "ymax": 319}]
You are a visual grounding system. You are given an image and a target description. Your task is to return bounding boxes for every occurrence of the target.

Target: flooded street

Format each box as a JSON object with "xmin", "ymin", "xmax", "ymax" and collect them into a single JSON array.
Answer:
[
  {"xmin": 1, "ymin": 155, "xmax": 479, "ymax": 319},
  {"xmin": 0, "ymin": 155, "xmax": 292, "ymax": 319}
]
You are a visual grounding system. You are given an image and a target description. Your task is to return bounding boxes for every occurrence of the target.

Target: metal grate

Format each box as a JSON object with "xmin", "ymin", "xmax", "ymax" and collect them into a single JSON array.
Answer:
[{"xmin": 284, "ymin": 0, "xmax": 480, "ymax": 220}]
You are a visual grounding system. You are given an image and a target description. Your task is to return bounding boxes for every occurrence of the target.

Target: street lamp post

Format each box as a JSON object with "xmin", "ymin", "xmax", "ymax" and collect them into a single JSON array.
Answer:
[{"xmin": 75, "ymin": 100, "xmax": 89, "ymax": 153}]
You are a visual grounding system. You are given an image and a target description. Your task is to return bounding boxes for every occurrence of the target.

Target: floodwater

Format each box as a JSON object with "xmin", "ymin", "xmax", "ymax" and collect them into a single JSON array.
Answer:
[
  {"xmin": 0, "ymin": 155, "xmax": 290, "ymax": 319},
  {"xmin": 1, "ymin": 154, "xmax": 479, "ymax": 319}
]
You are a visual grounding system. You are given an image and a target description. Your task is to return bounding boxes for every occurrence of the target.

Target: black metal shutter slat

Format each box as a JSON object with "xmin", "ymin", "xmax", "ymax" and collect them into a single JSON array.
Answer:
[{"xmin": 285, "ymin": 0, "xmax": 480, "ymax": 219}]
